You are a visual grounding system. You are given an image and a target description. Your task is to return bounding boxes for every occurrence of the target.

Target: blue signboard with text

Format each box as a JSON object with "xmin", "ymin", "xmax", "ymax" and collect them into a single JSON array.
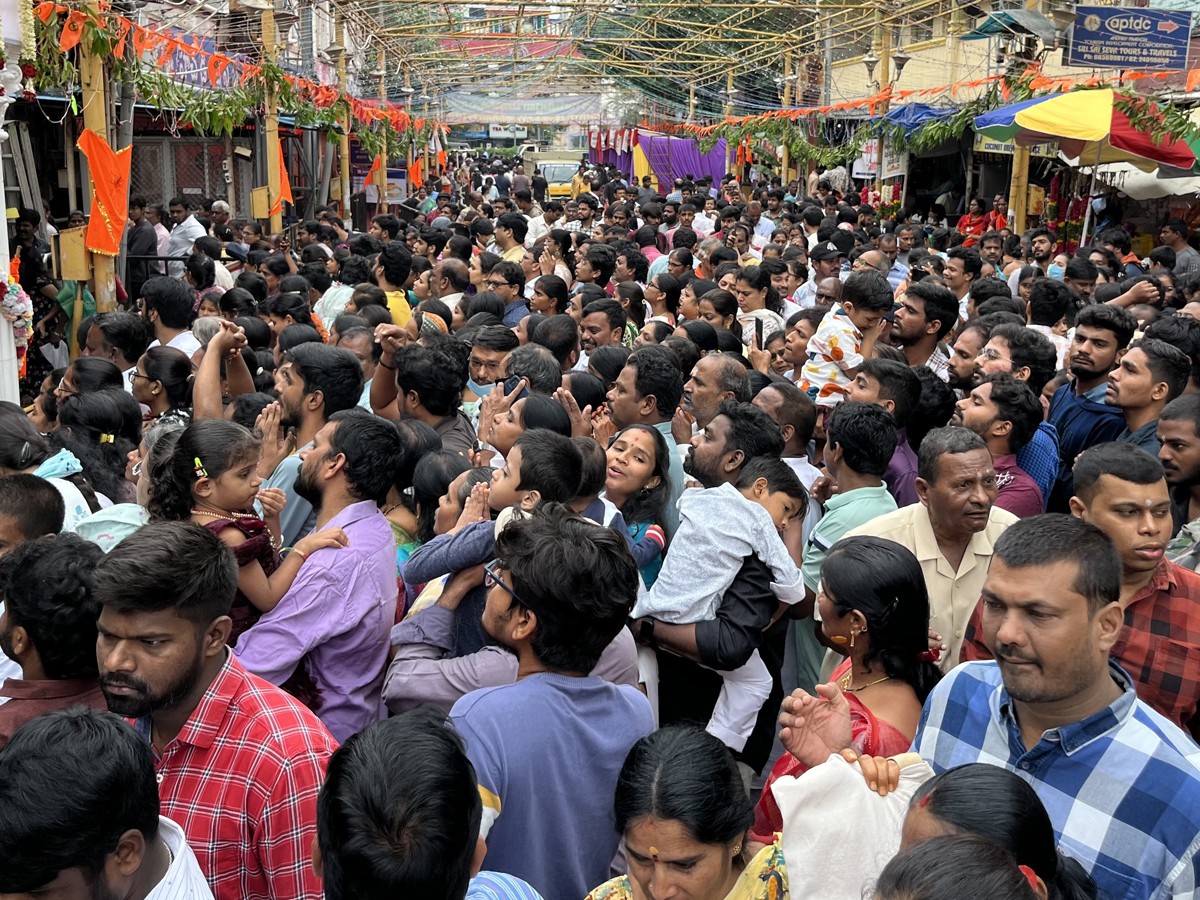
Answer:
[{"xmin": 1068, "ymin": 6, "xmax": 1193, "ymax": 70}]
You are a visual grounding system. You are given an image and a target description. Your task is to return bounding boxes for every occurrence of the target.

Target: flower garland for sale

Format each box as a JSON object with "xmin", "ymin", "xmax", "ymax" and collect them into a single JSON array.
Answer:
[
  {"xmin": 18, "ymin": 0, "xmax": 36, "ymax": 102},
  {"xmin": 0, "ymin": 266, "xmax": 34, "ymax": 378},
  {"xmin": 0, "ymin": 2, "xmax": 40, "ymax": 101}
]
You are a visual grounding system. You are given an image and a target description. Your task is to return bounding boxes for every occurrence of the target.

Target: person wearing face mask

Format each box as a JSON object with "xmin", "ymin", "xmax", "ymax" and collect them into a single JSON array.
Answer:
[{"xmin": 463, "ymin": 326, "xmax": 519, "ymax": 427}]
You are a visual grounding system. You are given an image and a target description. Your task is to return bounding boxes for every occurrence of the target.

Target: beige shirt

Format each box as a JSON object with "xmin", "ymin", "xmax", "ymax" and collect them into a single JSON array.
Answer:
[{"xmin": 845, "ymin": 503, "xmax": 1018, "ymax": 669}]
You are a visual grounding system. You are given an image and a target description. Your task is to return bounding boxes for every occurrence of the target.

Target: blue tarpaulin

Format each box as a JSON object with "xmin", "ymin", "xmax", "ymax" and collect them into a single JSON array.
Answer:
[{"xmin": 882, "ymin": 104, "xmax": 960, "ymax": 133}]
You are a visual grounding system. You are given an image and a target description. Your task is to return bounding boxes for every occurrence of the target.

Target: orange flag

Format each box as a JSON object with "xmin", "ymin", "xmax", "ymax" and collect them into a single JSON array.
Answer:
[
  {"xmin": 207, "ymin": 54, "xmax": 231, "ymax": 87},
  {"xmin": 112, "ymin": 18, "xmax": 130, "ymax": 57},
  {"xmin": 408, "ymin": 159, "xmax": 422, "ymax": 191},
  {"xmin": 269, "ymin": 142, "xmax": 294, "ymax": 217},
  {"xmin": 280, "ymin": 143, "xmax": 294, "ymax": 206},
  {"xmin": 35, "ymin": 2, "xmax": 62, "ymax": 24},
  {"xmin": 365, "ymin": 153, "xmax": 383, "ymax": 185},
  {"xmin": 59, "ymin": 10, "xmax": 87, "ymax": 52},
  {"xmin": 76, "ymin": 128, "xmax": 132, "ymax": 256}
]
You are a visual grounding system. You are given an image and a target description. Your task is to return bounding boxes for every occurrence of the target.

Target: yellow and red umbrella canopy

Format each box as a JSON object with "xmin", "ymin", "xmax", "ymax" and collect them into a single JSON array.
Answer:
[{"xmin": 974, "ymin": 88, "xmax": 1197, "ymax": 172}]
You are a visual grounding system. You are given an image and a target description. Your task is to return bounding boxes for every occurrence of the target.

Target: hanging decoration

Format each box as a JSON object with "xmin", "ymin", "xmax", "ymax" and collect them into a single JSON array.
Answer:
[
  {"xmin": 75, "ymin": 128, "xmax": 132, "ymax": 256},
  {"xmin": 268, "ymin": 142, "xmax": 293, "ymax": 217},
  {"xmin": 26, "ymin": 0, "xmax": 1200, "ymax": 169},
  {"xmin": 29, "ymin": 1, "xmax": 436, "ymax": 155},
  {"xmin": 0, "ymin": 273, "xmax": 32, "ymax": 380}
]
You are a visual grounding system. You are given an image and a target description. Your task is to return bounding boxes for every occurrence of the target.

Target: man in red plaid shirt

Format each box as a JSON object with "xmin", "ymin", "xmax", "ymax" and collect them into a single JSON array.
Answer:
[
  {"xmin": 963, "ymin": 443, "xmax": 1200, "ymax": 739},
  {"xmin": 94, "ymin": 521, "xmax": 337, "ymax": 900}
]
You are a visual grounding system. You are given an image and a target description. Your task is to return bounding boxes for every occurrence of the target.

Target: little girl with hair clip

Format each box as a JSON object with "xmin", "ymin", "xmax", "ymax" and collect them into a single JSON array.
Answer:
[{"xmin": 148, "ymin": 418, "xmax": 347, "ymax": 642}]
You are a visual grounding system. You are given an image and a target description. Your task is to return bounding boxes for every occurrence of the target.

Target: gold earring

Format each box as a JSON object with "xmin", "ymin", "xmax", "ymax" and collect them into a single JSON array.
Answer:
[
  {"xmin": 733, "ymin": 844, "xmax": 742, "ymax": 856},
  {"xmin": 849, "ymin": 630, "xmax": 857, "ymax": 649}
]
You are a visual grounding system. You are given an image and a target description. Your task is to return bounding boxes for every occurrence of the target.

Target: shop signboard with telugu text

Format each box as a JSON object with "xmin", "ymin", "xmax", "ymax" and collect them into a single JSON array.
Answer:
[
  {"xmin": 852, "ymin": 139, "xmax": 906, "ymax": 180},
  {"xmin": 1067, "ymin": 6, "xmax": 1193, "ymax": 71}
]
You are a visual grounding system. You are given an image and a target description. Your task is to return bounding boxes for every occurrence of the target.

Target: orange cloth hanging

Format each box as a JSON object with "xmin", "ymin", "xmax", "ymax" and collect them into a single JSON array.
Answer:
[
  {"xmin": 207, "ymin": 54, "xmax": 231, "ymax": 86},
  {"xmin": 365, "ymin": 153, "xmax": 383, "ymax": 185},
  {"xmin": 268, "ymin": 142, "xmax": 293, "ymax": 217},
  {"xmin": 58, "ymin": 10, "xmax": 87, "ymax": 52},
  {"xmin": 76, "ymin": 128, "xmax": 131, "ymax": 257}
]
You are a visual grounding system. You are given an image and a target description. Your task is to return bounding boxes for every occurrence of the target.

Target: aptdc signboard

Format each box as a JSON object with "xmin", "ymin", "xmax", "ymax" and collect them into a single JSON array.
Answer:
[{"xmin": 1068, "ymin": 6, "xmax": 1193, "ymax": 71}]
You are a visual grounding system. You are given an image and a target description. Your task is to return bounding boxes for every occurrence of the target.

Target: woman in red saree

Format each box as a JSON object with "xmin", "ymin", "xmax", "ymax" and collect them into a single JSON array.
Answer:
[
  {"xmin": 956, "ymin": 198, "xmax": 989, "ymax": 247},
  {"xmin": 751, "ymin": 536, "xmax": 942, "ymax": 844}
]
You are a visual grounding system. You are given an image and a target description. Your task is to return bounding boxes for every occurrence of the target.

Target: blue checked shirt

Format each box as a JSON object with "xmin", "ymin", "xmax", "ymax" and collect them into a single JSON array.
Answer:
[
  {"xmin": 914, "ymin": 661, "xmax": 1200, "ymax": 900},
  {"xmin": 1016, "ymin": 420, "xmax": 1058, "ymax": 510}
]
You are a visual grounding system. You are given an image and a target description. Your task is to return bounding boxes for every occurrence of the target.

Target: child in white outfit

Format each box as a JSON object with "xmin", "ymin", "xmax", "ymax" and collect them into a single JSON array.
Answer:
[{"xmin": 635, "ymin": 458, "xmax": 806, "ymax": 751}]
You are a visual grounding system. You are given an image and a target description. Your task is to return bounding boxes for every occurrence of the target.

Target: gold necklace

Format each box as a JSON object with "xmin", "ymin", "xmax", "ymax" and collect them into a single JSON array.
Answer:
[
  {"xmin": 837, "ymin": 670, "xmax": 894, "ymax": 693},
  {"xmin": 191, "ymin": 507, "xmax": 256, "ymax": 523}
]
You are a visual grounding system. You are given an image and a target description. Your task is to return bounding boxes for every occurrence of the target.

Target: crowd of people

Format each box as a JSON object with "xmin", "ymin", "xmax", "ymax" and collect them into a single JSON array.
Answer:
[{"xmin": 2, "ymin": 156, "xmax": 1200, "ymax": 900}]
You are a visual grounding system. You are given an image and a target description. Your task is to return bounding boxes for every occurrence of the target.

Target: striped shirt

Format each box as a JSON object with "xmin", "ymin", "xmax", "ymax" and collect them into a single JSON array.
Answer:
[
  {"xmin": 914, "ymin": 660, "xmax": 1200, "ymax": 900},
  {"xmin": 467, "ymin": 872, "xmax": 545, "ymax": 900},
  {"xmin": 147, "ymin": 817, "xmax": 215, "ymax": 900}
]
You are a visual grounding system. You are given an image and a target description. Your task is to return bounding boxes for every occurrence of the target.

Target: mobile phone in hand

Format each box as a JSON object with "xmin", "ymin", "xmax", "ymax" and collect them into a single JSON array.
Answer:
[{"xmin": 503, "ymin": 376, "xmax": 528, "ymax": 402}]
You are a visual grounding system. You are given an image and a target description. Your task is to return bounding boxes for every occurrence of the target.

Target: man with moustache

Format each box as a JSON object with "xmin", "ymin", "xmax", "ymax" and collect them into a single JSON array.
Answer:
[
  {"xmin": 845, "ymin": 426, "xmax": 1017, "ymax": 667},
  {"xmin": 964, "ymin": 442, "xmax": 1200, "ymax": 741},
  {"xmin": 969, "ymin": 322, "xmax": 1060, "ymax": 506},
  {"xmin": 978, "ymin": 230, "xmax": 1004, "ymax": 270},
  {"xmin": 951, "ymin": 375, "xmax": 1044, "ymax": 517},
  {"xmin": 1047, "ymin": 305, "xmax": 1136, "ymax": 510},
  {"xmin": 1006, "ymin": 227, "xmax": 1056, "ymax": 294},
  {"xmin": 95, "ymin": 521, "xmax": 335, "ymax": 900},
  {"xmin": 237, "ymin": 410, "xmax": 402, "ymax": 742},
  {"xmin": 678, "ymin": 353, "xmax": 751, "ymax": 437},
  {"xmin": 787, "ymin": 513, "xmax": 1200, "ymax": 900},
  {"xmin": 258, "ymin": 343, "xmax": 364, "ymax": 545},
  {"xmin": 890, "ymin": 281, "xmax": 958, "ymax": 380},
  {"xmin": 1106, "ymin": 338, "xmax": 1190, "ymax": 456},
  {"xmin": 946, "ymin": 320, "xmax": 989, "ymax": 394},
  {"xmin": 1157, "ymin": 395, "xmax": 1200, "ymax": 535}
]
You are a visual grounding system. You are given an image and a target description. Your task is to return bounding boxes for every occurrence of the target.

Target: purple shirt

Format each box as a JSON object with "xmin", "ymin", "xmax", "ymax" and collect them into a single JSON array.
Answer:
[
  {"xmin": 236, "ymin": 500, "xmax": 398, "ymax": 742},
  {"xmin": 382, "ymin": 604, "xmax": 640, "ymax": 714},
  {"xmin": 885, "ymin": 427, "xmax": 920, "ymax": 508},
  {"xmin": 992, "ymin": 454, "xmax": 1045, "ymax": 518}
]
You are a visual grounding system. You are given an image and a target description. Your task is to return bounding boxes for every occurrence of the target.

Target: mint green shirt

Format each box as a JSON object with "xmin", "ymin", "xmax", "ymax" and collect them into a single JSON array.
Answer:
[{"xmin": 801, "ymin": 484, "xmax": 898, "ymax": 593}]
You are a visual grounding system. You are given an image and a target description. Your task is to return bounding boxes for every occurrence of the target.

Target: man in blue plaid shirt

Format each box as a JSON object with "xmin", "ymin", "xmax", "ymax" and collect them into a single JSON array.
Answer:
[
  {"xmin": 914, "ymin": 514, "xmax": 1200, "ymax": 900},
  {"xmin": 782, "ymin": 513, "xmax": 1200, "ymax": 899}
]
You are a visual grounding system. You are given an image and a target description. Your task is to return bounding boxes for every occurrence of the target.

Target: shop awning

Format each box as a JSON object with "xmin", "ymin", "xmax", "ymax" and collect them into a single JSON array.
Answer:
[
  {"xmin": 961, "ymin": 9, "xmax": 1058, "ymax": 43},
  {"xmin": 882, "ymin": 104, "xmax": 960, "ymax": 135}
]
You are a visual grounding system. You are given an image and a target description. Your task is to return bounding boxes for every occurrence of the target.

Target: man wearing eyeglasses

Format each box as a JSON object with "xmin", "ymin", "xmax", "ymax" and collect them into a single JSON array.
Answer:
[
  {"xmin": 486, "ymin": 261, "xmax": 530, "ymax": 328},
  {"xmin": 793, "ymin": 242, "xmax": 843, "ymax": 308},
  {"xmin": 448, "ymin": 508, "xmax": 653, "ymax": 900},
  {"xmin": 83, "ymin": 311, "xmax": 149, "ymax": 395}
]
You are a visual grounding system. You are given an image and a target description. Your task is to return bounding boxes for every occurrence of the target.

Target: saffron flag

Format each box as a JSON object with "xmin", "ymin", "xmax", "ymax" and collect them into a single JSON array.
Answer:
[
  {"xmin": 76, "ymin": 128, "xmax": 132, "ymax": 257},
  {"xmin": 268, "ymin": 142, "xmax": 294, "ymax": 217},
  {"xmin": 365, "ymin": 153, "xmax": 383, "ymax": 186}
]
